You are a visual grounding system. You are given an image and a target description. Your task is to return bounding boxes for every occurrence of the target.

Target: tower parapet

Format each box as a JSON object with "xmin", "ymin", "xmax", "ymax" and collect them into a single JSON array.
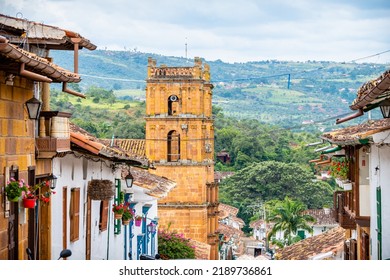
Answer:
[{"xmin": 147, "ymin": 57, "xmax": 209, "ymax": 80}]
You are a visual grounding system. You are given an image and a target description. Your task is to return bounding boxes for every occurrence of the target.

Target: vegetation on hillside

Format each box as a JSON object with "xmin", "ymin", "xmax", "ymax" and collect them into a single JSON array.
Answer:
[{"xmin": 52, "ymin": 49, "xmax": 388, "ymax": 131}]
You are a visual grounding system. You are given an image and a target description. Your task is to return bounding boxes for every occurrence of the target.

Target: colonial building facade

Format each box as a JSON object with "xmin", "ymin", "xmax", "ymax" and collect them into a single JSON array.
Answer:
[{"xmin": 145, "ymin": 57, "xmax": 219, "ymax": 259}]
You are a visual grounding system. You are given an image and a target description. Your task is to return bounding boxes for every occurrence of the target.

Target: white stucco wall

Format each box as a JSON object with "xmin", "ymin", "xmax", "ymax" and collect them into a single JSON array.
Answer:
[
  {"xmin": 50, "ymin": 154, "xmax": 158, "ymax": 260},
  {"xmin": 369, "ymin": 144, "xmax": 390, "ymax": 260}
]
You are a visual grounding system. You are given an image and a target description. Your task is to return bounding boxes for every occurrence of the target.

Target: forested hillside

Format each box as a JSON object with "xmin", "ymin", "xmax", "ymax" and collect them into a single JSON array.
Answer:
[{"xmin": 52, "ymin": 49, "xmax": 388, "ymax": 131}]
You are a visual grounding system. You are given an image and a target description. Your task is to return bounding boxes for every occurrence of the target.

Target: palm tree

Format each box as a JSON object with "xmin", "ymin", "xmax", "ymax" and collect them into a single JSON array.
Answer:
[{"xmin": 266, "ymin": 197, "xmax": 315, "ymax": 247}]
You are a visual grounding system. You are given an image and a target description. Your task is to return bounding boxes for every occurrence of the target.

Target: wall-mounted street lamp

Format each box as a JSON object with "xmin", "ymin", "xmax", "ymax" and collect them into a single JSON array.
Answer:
[
  {"xmin": 25, "ymin": 97, "xmax": 42, "ymax": 120},
  {"xmin": 379, "ymin": 99, "xmax": 390, "ymax": 118},
  {"xmin": 147, "ymin": 222, "xmax": 157, "ymax": 234},
  {"xmin": 47, "ymin": 174, "xmax": 57, "ymax": 189},
  {"xmin": 125, "ymin": 172, "xmax": 134, "ymax": 188}
]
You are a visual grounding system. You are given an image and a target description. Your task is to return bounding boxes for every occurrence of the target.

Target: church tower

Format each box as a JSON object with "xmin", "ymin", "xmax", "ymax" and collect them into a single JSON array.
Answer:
[{"xmin": 145, "ymin": 57, "xmax": 219, "ymax": 259}]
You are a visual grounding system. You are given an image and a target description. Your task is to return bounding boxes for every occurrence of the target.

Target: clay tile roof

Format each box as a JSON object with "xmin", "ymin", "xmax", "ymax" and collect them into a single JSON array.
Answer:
[
  {"xmin": 127, "ymin": 166, "xmax": 176, "ymax": 198},
  {"xmin": 218, "ymin": 223, "xmax": 244, "ymax": 240},
  {"xmin": 0, "ymin": 14, "xmax": 96, "ymax": 50},
  {"xmin": 0, "ymin": 36, "xmax": 81, "ymax": 83},
  {"xmin": 350, "ymin": 69, "xmax": 390, "ymax": 110},
  {"xmin": 321, "ymin": 118, "xmax": 390, "ymax": 145},
  {"xmin": 303, "ymin": 209, "xmax": 337, "ymax": 226},
  {"xmin": 249, "ymin": 219, "xmax": 274, "ymax": 230},
  {"xmin": 275, "ymin": 226, "xmax": 345, "ymax": 260},
  {"xmin": 69, "ymin": 123, "xmax": 147, "ymax": 166},
  {"xmin": 218, "ymin": 203, "xmax": 239, "ymax": 218},
  {"xmin": 100, "ymin": 138, "xmax": 148, "ymax": 166},
  {"xmin": 111, "ymin": 139, "xmax": 146, "ymax": 159},
  {"xmin": 188, "ymin": 239, "xmax": 211, "ymax": 260}
]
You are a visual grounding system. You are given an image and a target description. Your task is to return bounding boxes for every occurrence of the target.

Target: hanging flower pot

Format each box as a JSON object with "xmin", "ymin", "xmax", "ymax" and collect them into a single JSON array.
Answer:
[
  {"xmin": 343, "ymin": 182, "xmax": 352, "ymax": 191},
  {"xmin": 8, "ymin": 196, "xmax": 20, "ymax": 202},
  {"xmin": 23, "ymin": 198, "xmax": 36, "ymax": 208},
  {"xmin": 114, "ymin": 213, "xmax": 123, "ymax": 220},
  {"xmin": 122, "ymin": 219, "xmax": 131, "ymax": 226},
  {"xmin": 135, "ymin": 216, "xmax": 142, "ymax": 227}
]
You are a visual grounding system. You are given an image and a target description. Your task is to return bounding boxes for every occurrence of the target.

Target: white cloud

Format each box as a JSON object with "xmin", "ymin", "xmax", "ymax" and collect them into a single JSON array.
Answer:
[{"xmin": 2, "ymin": 0, "xmax": 390, "ymax": 63}]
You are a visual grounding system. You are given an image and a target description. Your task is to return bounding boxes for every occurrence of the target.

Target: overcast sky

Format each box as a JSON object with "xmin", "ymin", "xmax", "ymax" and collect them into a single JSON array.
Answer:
[{"xmin": 2, "ymin": 0, "xmax": 390, "ymax": 63}]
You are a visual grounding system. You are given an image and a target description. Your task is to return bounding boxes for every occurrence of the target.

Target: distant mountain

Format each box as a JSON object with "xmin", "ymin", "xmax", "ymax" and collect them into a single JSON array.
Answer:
[{"xmin": 51, "ymin": 49, "xmax": 388, "ymax": 131}]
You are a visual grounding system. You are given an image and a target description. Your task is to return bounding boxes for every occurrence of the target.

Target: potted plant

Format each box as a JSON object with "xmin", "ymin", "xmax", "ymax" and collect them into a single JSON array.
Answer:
[
  {"xmin": 121, "ymin": 203, "xmax": 134, "ymax": 226},
  {"xmin": 330, "ymin": 157, "xmax": 349, "ymax": 181},
  {"xmin": 135, "ymin": 215, "xmax": 143, "ymax": 227},
  {"xmin": 4, "ymin": 178, "xmax": 28, "ymax": 202},
  {"xmin": 38, "ymin": 181, "xmax": 56, "ymax": 204},
  {"xmin": 112, "ymin": 203, "xmax": 125, "ymax": 220}
]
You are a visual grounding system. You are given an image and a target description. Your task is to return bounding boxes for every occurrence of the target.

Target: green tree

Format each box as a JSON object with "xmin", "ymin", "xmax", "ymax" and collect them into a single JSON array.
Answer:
[
  {"xmin": 219, "ymin": 160, "xmax": 333, "ymax": 210},
  {"xmin": 266, "ymin": 197, "xmax": 315, "ymax": 247}
]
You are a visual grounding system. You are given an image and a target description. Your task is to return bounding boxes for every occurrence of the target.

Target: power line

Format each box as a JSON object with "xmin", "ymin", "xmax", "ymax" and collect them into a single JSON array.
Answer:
[
  {"xmin": 77, "ymin": 49, "xmax": 389, "ymax": 85},
  {"xmin": 270, "ymin": 111, "xmax": 354, "ymax": 132},
  {"xmin": 350, "ymin": 49, "xmax": 390, "ymax": 63},
  {"xmin": 80, "ymin": 73, "xmax": 145, "ymax": 83}
]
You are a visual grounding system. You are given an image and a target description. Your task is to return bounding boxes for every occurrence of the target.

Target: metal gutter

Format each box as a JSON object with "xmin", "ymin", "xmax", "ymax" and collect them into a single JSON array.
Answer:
[
  {"xmin": 350, "ymin": 72, "xmax": 390, "ymax": 110},
  {"xmin": 321, "ymin": 146, "xmax": 342, "ymax": 155},
  {"xmin": 0, "ymin": 35, "xmax": 80, "ymax": 83},
  {"xmin": 335, "ymin": 108, "xmax": 364, "ymax": 125}
]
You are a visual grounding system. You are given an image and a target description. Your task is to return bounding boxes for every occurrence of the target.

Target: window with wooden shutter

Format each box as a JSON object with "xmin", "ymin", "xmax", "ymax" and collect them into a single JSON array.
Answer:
[
  {"xmin": 70, "ymin": 188, "xmax": 80, "ymax": 242},
  {"xmin": 99, "ymin": 200, "xmax": 109, "ymax": 232}
]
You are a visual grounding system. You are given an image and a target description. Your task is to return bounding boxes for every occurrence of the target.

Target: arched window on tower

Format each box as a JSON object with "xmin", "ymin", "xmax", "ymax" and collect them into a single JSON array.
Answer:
[
  {"xmin": 167, "ymin": 130, "xmax": 180, "ymax": 162},
  {"xmin": 168, "ymin": 95, "xmax": 179, "ymax": 116}
]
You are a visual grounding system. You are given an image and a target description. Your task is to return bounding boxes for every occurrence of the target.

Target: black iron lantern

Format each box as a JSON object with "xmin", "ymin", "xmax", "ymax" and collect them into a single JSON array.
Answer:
[
  {"xmin": 47, "ymin": 174, "xmax": 58, "ymax": 190},
  {"xmin": 125, "ymin": 172, "xmax": 134, "ymax": 188},
  {"xmin": 379, "ymin": 99, "xmax": 390, "ymax": 118},
  {"xmin": 25, "ymin": 97, "xmax": 42, "ymax": 120},
  {"xmin": 147, "ymin": 222, "xmax": 157, "ymax": 234}
]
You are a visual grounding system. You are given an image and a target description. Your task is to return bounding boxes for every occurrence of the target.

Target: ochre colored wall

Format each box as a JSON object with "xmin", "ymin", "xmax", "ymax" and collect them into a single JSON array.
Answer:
[
  {"xmin": 0, "ymin": 72, "xmax": 35, "ymax": 260},
  {"xmin": 145, "ymin": 58, "xmax": 219, "ymax": 259}
]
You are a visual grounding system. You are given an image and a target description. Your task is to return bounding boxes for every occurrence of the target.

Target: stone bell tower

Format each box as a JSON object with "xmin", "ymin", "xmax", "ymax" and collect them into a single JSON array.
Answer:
[{"xmin": 145, "ymin": 57, "xmax": 219, "ymax": 259}]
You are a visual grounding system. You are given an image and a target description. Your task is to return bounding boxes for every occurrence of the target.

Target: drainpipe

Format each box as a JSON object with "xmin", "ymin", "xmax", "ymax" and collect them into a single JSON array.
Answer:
[
  {"xmin": 70, "ymin": 38, "xmax": 82, "ymax": 74},
  {"xmin": 315, "ymin": 158, "xmax": 331, "ymax": 166},
  {"xmin": 62, "ymin": 82, "xmax": 86, "ymax": 98},
  {"xmin": 336, "ymin": 109, "xmax": 364, "ymax": 125},
  {"xmin": 42, "ymin": 56, "xmax": 52, "ymax": 111},
  {"xmin": 20, "ymin": 63, "xmax": 52, "ymax": 83},
  {"xmin": 61, "ymin": 38, "xmax": 85, "ymax": 98}
]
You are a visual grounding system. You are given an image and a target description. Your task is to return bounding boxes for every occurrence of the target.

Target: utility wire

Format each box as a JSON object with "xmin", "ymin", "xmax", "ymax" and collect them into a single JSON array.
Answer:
[
  {"xmin": 350, "ymin": 49, "xmax": 390, "ymax": 63},
  {"xmin": 270, "ymin": 111, "xmax": 354, "ymax": 133},
  {"xmin": 80, "ymin": 73, "xmax": 145, "ymax": 83},
  {"xmin": 76, "ymin": 50, "xmax": 389, "ymax": 84}
]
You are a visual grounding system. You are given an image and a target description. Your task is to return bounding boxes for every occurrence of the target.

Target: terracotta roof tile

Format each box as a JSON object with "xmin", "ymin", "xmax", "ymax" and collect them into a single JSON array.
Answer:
[
  {"xmin": 218, "ymin": 223, "xmax": 244, "ymax": 240},
  {"xmin": 123, "ymin": 167, "xmax": 176, "ymax": 198},
  {"xmin": 188, "ymin": 239, "xmax": 211, "ymax": 260},
  {"xmin": 322, "ymin": 118, "xmax": 390, "ymax": 145},
  {"xmin": 218, "ymin": 203, "xmax": 239, "ymax": 218},
  {"xmin": 69, "ymin": 123, "xmax": 147, "ymax": 166},
  {"xmin": 304, "ymin": 209, "xmax": 338, "ymax": 226},
  {"xmin": 350, "ymin": 69, "xmax": 390, "ymax": 110},
  {"xmin": 275, "ymin": 226, "xmax": 345, "ymax": 260},
  {"xmin": 0, "ymin": 14, "xmax": 96, "ymax": 50}
]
